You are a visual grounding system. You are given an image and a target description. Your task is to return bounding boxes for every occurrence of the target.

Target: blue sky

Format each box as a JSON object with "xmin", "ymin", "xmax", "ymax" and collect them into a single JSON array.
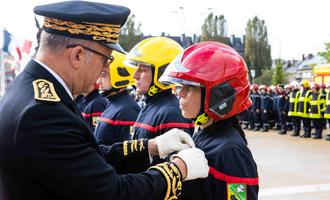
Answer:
[{"xmin": 1, "ymin": 0, "xmax": 329, "ymax": 60}]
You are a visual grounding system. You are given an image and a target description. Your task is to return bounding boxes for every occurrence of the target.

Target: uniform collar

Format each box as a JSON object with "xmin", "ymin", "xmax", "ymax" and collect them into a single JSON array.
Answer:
[
  {"xmin": 145, "ymin": 89, "xmax": 172, "ymax": 104},
  {"xmin": 34, "ymin": 59, "xmax": 73, "ymax": 100},
  {"xmin": 107, "ymin": 89, "xmax": 128, "ymax": 101},
  {"xmin": 84, "ymin": 89, "xmax": 101, "ymax": 102},
  {"xmin": 24, "ymin": 60, "xmax": 82, "ymax": 117}
]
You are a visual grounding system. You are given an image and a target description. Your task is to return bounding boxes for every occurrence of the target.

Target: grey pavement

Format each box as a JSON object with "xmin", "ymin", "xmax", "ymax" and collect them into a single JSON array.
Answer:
[{"xmin": 246, "ymin": 129, "xmax": 330, "ymax": 200}]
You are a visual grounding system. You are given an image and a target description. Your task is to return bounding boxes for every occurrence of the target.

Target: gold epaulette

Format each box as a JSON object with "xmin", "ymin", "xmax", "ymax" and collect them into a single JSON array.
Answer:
[
  {"xmin": 32, "ymin": 79, "xmax": 60, "ymax": 102},
  {"xmin": 123, "ymin": 139, "xmax": 146, "ymax": 156},
  {"xmin": 149, "ymin": 162, "xmax": 182, "ymax": 200}
]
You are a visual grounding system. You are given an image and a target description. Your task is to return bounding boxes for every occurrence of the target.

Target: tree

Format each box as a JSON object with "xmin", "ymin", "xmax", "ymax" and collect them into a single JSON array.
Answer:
[
  {"xmin": 272, "ymin": 59, "xmax": 286, "ymax": 85},
  {"xmin": 255, "ymin": 69, "xmax": 273, "ymax": 85},
  {"xmin": 244, "ymin": 16, "xmax": 272, "ymax": 78},
  {"xmin": 319, "ymin": 42, "xmax": 330, "ymax": 63},
  {"xmin": 119, "ymin": 15, "xmax": 142, "ymax": 52},
  {"xmin": 200, "ymin": 13, "xmax": 230, "ymax": 45}
]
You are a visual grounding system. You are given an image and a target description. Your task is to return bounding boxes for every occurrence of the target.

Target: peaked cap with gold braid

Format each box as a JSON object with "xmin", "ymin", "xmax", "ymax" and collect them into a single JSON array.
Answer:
[{"xmin": 33, "ymin": 1, "xmax": 130, "ymax": 54}]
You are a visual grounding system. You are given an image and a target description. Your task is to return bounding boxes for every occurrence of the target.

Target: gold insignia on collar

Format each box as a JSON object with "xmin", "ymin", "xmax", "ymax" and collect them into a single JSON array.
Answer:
[{"xmin": 33, "ymin": 79, "xmax": 60, "ymax": 102}]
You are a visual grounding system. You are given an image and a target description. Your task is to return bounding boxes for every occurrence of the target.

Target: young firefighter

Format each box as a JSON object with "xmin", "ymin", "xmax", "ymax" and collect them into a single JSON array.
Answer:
[
  {"xmin": 160, "ymin": 41, "xmax": 259, "ymax": 200},
  {"xmin": 125, "ymin": 37, "xmax": 195, "ymax": 165},
  {"xmin": 94, "ymin": 51, "xmax": 140, "ymax": 147}
]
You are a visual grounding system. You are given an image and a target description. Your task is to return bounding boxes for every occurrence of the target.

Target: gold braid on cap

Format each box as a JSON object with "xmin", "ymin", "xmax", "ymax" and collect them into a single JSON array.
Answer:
[
  {"xmin": 43, "ymin": 17, "xmax": 121, "ymax": 43},
  {"xmin": 149, "ymin": 162, "xmax": 183, "ymax": 200}
]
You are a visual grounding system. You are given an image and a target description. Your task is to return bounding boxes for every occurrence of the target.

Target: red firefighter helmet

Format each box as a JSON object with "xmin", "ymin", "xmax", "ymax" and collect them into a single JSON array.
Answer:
[
  {"xmin": 250, "ymin": 84, "xmax": 259, "ymax": 91},
  {"xmin": 311, "ymin": 83, "xmax": 320, "ymax": 91},
  {"xmin": 160, "ymin": 41, "xmax": 252, "ymax": 121},
  {"xmin": 321, "ymin": 83, "xmax": 326, "ymax": 89}
]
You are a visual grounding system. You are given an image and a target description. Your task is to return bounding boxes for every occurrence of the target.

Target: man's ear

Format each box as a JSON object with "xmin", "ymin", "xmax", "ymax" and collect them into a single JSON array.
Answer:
[{"xmin": 69, "ymin": 46, "xmax": 84, "ymax": 69}]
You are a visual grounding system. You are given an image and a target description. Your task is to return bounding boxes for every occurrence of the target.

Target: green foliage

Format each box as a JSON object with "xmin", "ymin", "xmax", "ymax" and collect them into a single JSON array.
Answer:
[
  {"xmin": 244, "ymin": 16, "xmax": 272, "ymax": 78},
  {"xmin": 118, "ymin": 15, "xmax": 142, "ymax": 52},
  {"xmin": 272, "ymin": 59, "xmax": 286, "ymax": 85},
  {"xmin": 200, "ymin": 13, "xmax": 230, "ymax": 45},
  {"xmin": 254, "ymin": 69, "xmax": 273, "ymax": 85},
  {"xmin": 319, "ymin": 42, "xmax": 330, "ymax": 63}
]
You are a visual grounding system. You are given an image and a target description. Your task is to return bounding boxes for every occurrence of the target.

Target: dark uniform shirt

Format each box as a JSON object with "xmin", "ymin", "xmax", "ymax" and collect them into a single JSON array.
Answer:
[
  {"xmin": 251, "ymin": 92, "xmax": 261, "ymax": 111},
  {"xmin": 0, "ymin": 60, "xmax": 178, "ymax": 200},
  {"xmin": 74, "ymin": 94, "xmax": 85, "ymax": 113},
  {"xmin": 133, "ymin": 90, "xmax": 194, "ymax": 166},
  {"xmin": 181, "ymin": 120, "xmax": 259, "ymax": 200},
  {"xmin": 133, "ymin": 90, "xmax": 194, "ymax": 140},
  {"xmin": 94, "ymin": 90, "xmax": 140, "ymax": 146},
  {"xmin": 277, "ymin": 92, "xmax": 289, "ymax": 112},
  {"xmin": 273, "ymin": 94, "xmax": 280, "ymax": 112},
  {"xmin": 260, "ymin": 93, "xmax": 272, "ymax": 111},
  {"xmin": 81, "ymin": 89, "xmax": 108, "ymax": 132}
]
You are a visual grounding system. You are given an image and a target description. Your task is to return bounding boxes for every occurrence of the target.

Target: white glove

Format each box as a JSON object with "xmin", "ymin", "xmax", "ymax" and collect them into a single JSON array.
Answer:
[
  {"xmin": 171, "ymin": 148, "xmax": 209, "ymax": 180},
  {"xmin": 155, "ymin": 128, "xmax": 195, "ymax": 158}
]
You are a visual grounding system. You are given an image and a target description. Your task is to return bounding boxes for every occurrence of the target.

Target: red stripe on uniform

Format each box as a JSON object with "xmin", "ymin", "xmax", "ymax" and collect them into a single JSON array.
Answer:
[
  {"xmin": 81, "ymin": 112, "xmax": 103, "ymax": 117},
  {"xmin": 209, "ymin": 166, "xmax": 259, "ymax": 185},
  {"xmin": 133, "ymin": 122, "xmax": 195, "ymax": 133},
  {"xmin": 98, "ymin": 117, "xmax": 135, "ymax": 126}
]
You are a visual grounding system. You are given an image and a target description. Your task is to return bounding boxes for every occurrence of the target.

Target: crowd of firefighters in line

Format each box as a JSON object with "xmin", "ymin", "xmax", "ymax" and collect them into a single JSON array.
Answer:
[{"xmin": 239, "ymin": 80, "xmax": 330, "ymax": 141}]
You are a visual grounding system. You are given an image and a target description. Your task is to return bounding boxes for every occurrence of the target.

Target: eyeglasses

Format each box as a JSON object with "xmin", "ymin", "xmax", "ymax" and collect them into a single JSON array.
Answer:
[{"xmin": 66, "ymin": 44, "xmax": 114, "ymax": 66}]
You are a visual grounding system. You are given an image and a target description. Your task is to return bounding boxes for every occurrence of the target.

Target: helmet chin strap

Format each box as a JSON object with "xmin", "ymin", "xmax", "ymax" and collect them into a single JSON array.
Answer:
[
  {"xmin": 193, "ymin": 88, "xmax": 209, "ymax": 126},
  {"xmin": 146, "ymin": 67, "xmax": 161, "ymax": 97},
  {"xmin": 100, "ymin": 87, "xmax": 120, "ymax": 97}
]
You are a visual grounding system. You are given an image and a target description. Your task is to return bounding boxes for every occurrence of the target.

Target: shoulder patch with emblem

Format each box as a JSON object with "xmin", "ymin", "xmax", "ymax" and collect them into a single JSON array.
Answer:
[
  {"xmin": 33, "ymin": 79, "xmax": 60, "ymax": 102},
  {"xmin": 227, "ymin": 183, "xmax": 247, "ymax": 200}
]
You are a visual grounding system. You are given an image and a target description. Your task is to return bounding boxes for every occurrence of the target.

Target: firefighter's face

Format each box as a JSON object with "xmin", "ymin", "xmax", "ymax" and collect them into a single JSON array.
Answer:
[
  {"xmin": 133, "ymin": 65, "xmax": 153, "ymax": 95},
  {"xmin": 97, "ymin": 71, "xmax": 112, "ymax": 91},
  {"xmin": 176, "ymin": 85, "xmax": 201, "ymax": 119}
]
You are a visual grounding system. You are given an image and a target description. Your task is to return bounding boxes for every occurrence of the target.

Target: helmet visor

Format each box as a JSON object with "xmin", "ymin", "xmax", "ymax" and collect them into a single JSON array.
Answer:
[
  {"xmin": 159, "ymin": 53, "xmax": 201, "ymax": 87},
  {"xmin": 123, "ymin": 59, "xmax": 153, "ymax": 69}
]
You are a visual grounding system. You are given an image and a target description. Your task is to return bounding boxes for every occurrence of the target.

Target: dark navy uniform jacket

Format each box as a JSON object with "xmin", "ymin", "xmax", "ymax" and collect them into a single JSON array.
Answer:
[
  {"xmin": 260, "ymin": 93, "xmax": 272, "ymax": 111},
  {"xmin": 0, "ymin": 60, "xmax": 174, "ymax": 200},
  {"xmin": 94, "ymin": 90, "xmax": 140, "ymax": 146},
  {"xmin": 273, "ymin": 94, "xmax": 280, "ymax": 112},
  {"xmin": 133, "ymin": 90, "xmax": 194, "ymax": 140},
  {"xmin": 181, "ymin": 119, "xmax": 259, "ymax": 200},
  {"xmin": 81, "ymin": 89, "xmax": 108, "ymax": 132},
  {"xmin": 277, "ymin": 92, "xmax": 289, "ymax": 113},
  {"xmin": 251, "ymin": 92, "xmax": 261, "ymax": 111},
  {"xmin": 74, "ymin": 94, "xmax": 85, "ymax": 113},
  {"xmin": 133, "ymin": 90, "xmax": 194, "ymax": 166}
]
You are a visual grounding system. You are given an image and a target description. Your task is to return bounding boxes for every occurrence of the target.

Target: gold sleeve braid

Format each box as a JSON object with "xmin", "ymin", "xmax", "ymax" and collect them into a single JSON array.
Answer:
[
  {"xmin": 123, "ymin": 139, "xmax": 146, "ymax": 156},
  {"xmin": 149, "ymin": 162, "xmax": 183, "ymax": 200}
]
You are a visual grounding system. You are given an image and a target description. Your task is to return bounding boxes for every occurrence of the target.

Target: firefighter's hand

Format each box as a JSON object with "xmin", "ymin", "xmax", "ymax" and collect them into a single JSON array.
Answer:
[
  {"xmin": 171, "ymin": 148, "xmax": 209, "ymax": 180},
  {"xmin": 154, "ymin": 128, "xmax": 195, "ymax": 158},
  {"xmin": 263, "ymin": 110, "xmax": 267, "ymax": 114},
  {"xmin": 256, "ymin": 109, "xmax": 260, "ymax": 113}
]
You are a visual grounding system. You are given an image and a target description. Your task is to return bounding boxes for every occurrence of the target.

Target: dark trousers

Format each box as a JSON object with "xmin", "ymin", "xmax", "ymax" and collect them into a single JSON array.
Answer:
[
  {"xmin": 278, "ymin": 111, "xmax": 287, "ymax": 131},
  {"xmin": 302, "ymin": 117, "xmax": 311, "ymax": 134},
  {"xmin": 242, "ymin": 110, "xmax": 250, "ymax": 127},
  {"xmin": 291, "ymin": 116, "xmax": 301, "ymax": 133},
  {"xmin": 312, "ymin": 118, "xmax": 323, "ymax": 137},
  {"xmin": 261, "ymin": 110, "xmax": 269, "ymax": 127},
  {"xmin": 253, "ymin": 111, "xmax": 261, "ymax": 128}
]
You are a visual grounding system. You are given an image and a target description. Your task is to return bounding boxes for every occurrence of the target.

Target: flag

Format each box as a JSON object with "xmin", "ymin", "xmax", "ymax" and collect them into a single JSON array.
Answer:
[
  {"xmin": 1, "ymin": 28, "xmax": 32, "ymax": 61},
  {"xmin": 21, "ymin": 40, "xmax": 32, "ymax": 55},
  {"xmin": 2, "ymin": 29, "xmax": 12, "ymax": 53}
]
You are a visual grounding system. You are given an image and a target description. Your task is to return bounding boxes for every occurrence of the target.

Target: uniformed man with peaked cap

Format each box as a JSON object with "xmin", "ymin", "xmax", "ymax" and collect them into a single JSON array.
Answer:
[{"xmin": 0, "ymin": 1, "xmax": 209, "ymax": 199}]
